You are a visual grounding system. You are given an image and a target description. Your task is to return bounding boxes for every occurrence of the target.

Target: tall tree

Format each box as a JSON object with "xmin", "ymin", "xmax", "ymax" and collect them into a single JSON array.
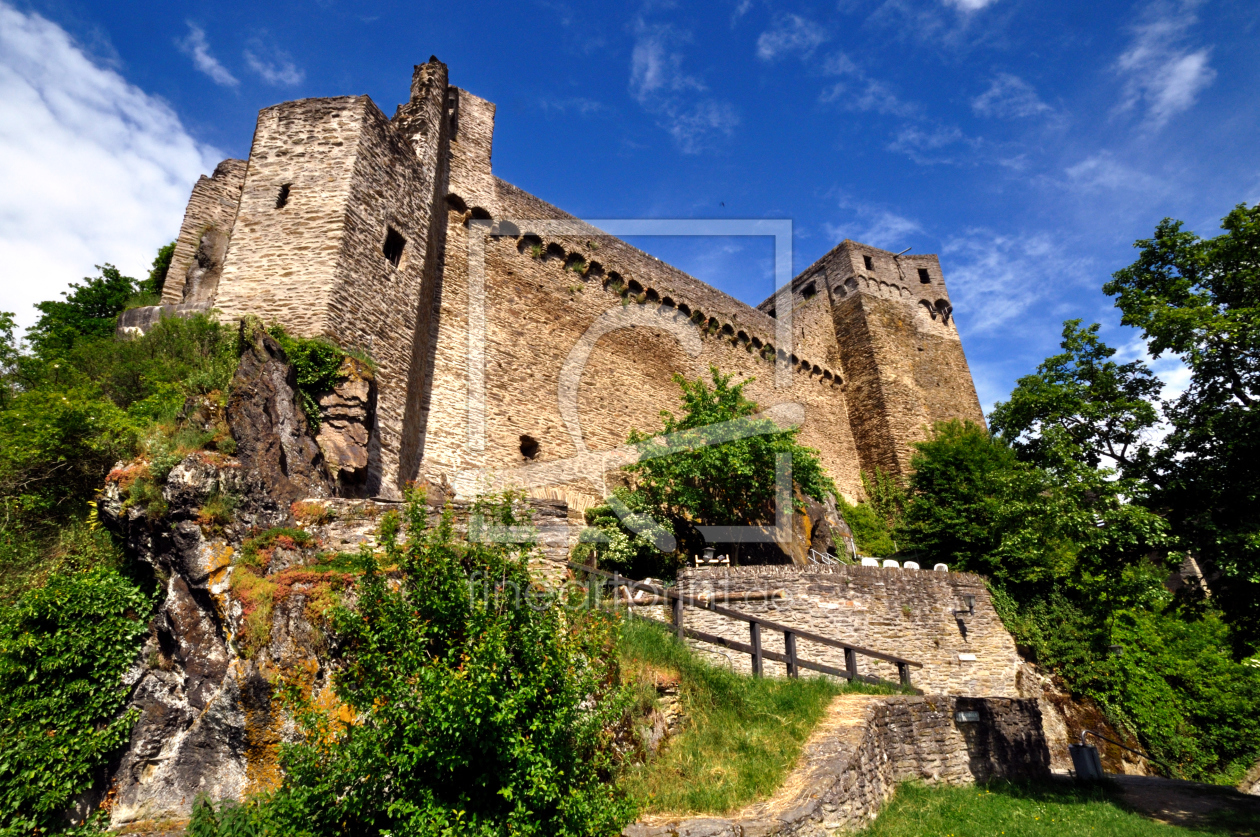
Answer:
[
  {"xmin": 1104, "ymin": 203, "xmax": 1260, "ymax": 654},
  {"xmin": 989, "ymin": 319, "xmax": 1162, "ymax": 480}
]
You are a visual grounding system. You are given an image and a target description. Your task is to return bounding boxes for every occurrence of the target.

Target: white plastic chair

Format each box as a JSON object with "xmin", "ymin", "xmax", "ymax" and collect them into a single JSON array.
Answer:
[
  {"xmin": 934, "ymin": 563, "xmax": 948, "ymax": 572},
  {"xmin": 861, "ymin": 557, "xmax": 880, "ymax": 567},
  {"xmin": 902, "ymin": 561, "xmax": 920, "ymax": 570},
  {"xmin": 882, "ymin": 559, "xmax": 900, "ymax": 569}
]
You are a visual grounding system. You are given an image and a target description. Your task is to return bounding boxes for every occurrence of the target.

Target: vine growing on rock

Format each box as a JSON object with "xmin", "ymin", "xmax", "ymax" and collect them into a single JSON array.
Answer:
[{"xmin": 0, "ymin": 568, "xmax": 151, "ymax": 833}]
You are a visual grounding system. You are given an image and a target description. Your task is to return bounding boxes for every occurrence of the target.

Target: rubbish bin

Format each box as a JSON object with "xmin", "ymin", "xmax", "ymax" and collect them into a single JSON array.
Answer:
[{"xmin": 1069, "ymin": 743, "xmax": 1105, "ymax": 780}]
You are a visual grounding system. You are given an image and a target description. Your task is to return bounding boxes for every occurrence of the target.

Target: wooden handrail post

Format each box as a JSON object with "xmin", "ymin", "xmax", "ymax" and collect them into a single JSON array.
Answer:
[
  {"xmin": 672, "ymin": 591, "xmax": 684, "ymax": 641},
  {"xmin": 897, "ymin": 662, "xmax": 911, "ymax": 689},
  {"xmin": 784, "ymin": 630, "xmax": 798, "ymax": 678},
  {"xmin": 750, "ymin": 622, "xmax": 763, "ymax": 677},
  {"xmin": 845, "ymin": 647, "xmax": 857, "ymax": 683}
]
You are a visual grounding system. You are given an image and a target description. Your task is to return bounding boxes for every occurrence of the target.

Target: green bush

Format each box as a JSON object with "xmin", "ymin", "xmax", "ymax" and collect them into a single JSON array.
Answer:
[
  {"xmin": 0, "ymin": 568, "xmax": 151, "ymax": 833},
  {"xmin": 574, "ymin": 488, "xmax": 682, "ymax": 580},
  {"xmin": 193, "ymin": 491, "xmax": 636, "ymax": 836},
  {"xmin": 266, "ymin": 326, "xmax": 366, "ymax": 430}
]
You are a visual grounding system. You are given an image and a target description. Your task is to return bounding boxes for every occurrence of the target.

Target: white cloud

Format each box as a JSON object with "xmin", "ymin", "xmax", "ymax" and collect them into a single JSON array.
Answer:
[
  {"xmin": 756, "ymin": 14, "xmax": 827, "ymax": 61},
  {"xmin": 823, "ymin": 199, "xmax": 923, "ymax": 250},
  {"xmin": 1115, "ymin": 1, "xmax": 1215, "ymax": 128},
  {"xmin": 887, "ymin": 123, "xmax": 970, "ymax": 164},
  {"xmin": 0, "ymin": 3, "xmax": 220, "ymax": 331},
  {"xmin": 943, "ymin": 230, "xmax": 1093, "ymax": 335},
  {"xmin": 666, "ymin": 100, "xmax": 740, "ymax": 153},
  {"xmin": 942, "ymin": 0, "xmax": 1000, "ymax": 10},
  {"xmin": 972, "ymin": 73, "xmax": 1051, "ymax": 118},
  {"xmin": 177, "ymin": 22, "xmax": 238, "ymax": 88},
  {"xmin": 1062, "ymin": 152, "xmax": 1162, "ymax": 194},
  {"xmin": 629, "ymin": 19, "xmax": 737, "ymax": 153},
  {"xmin": 539, "ymin": 97, "xmax": 607, "ymax": 117},
  {"xmin": 629, "ymin": 21, "xmax": 704, "ymax": 103},
  {"xmin": 244, "ymin": 39, "xmax": 304, "ymax": 86},
  {"xmin": 819, "ymin": 52, "xmax": 917, "ymax": 117}
]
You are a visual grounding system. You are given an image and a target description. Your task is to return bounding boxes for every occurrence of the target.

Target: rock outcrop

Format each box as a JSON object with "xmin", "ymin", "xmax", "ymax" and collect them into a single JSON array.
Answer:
[
  {"xmin": 314, "ymin": 357, "xmax": 376, "ymax": 495},
  {"xmin": 227, "ymin": 322, "xmax": 333, "ymax": 505}
]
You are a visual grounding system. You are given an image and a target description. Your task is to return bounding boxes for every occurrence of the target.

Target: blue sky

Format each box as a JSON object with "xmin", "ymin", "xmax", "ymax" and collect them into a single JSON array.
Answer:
[{"xmin": 1, "ymin": 0, "xmax": 1257, "ymax": 412}]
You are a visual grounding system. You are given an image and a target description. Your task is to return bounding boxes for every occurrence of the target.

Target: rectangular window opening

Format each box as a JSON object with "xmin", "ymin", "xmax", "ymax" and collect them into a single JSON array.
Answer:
[
  {"xmin": 276, "ymin": 183, "xmax": 291, "ymax": 209},
  {"xmin": 862, "ymin": 254, "xmax": 874, "ymax": 270},
  {"xmin": 918, "ymin": 268, "xmax": 931, "ymax": 283},
  {"xmin": 383, "ymin": 226, "xmax": 407, "ymax": 267}
]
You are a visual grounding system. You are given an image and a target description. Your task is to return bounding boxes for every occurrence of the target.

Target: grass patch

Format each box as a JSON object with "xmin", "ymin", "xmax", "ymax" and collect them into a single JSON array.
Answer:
[
  {"xmin": 856, "ymin": 780, "xmax": 1253, "ymax": 837},
  {"xmin": 617, "ymin": 618, "xmax": 898, "ymax": 816}
]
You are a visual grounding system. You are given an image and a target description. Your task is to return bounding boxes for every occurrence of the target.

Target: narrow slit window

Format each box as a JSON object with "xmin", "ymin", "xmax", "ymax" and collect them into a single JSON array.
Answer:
[
  {"xmin": 863, "ymin": 254, "xmax": 874, "ymax": 270},
  {"xmin": 276, "ymin": 184, "xmax": 291, "ymax": 209},
  {"xmin": 918, "ymin": 268, "xmax": 931, "ymax": 283},
  {"xmin": 383, "ymin": 227, "xmax": 406, "ymax": 267}
]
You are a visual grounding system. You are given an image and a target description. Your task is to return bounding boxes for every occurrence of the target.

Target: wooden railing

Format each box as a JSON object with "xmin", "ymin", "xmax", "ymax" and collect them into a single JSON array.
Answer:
[{"xmin": 566, "ymin": 562, "xmax": 922, "ymax": 692}]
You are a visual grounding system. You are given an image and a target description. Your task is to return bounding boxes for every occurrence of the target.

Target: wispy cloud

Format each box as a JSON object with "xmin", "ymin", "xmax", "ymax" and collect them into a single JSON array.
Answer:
[
  {"xmin": 244, "ymin": 38, "xmax": 304, "ymax": 86},
  {"xmin": 942, "ymin": 0, "xmax": 1001, "ymax": 11},
  {"xmin": 819, "ymin": 52, "xmax": 917, "ymax": 117},
  {"xmin": 887, "ymin": 123, "xmax": 974, "ymax": 164},
  {"xmin": 824, "ymin": 198, "xmax": 923, "ymax": 250},
  {"xmin": 177, "ymin": 22, "xmax": 237, "ymax": 88},
  {"xmin": 944, "ymin": 230, "xmax": 1092, "ymax": 335},
  {"xmin": 629, "ymin": 18, "xmax": 738, "ymax": 153},
  {"xmin": 1061, "ymin": 151, "xmax": 1163, "ymax": 195},
  {"xmin": 539, "ymin": 97, "xmax": 608, "ymax": 117},
  {"xmin": 756, "ymin": 14, "xmax": 827, "ymax": 61},
  {"xmin": 1115, "ymin": 0, "xmax": 1215, "ymax": 128},
  {"xmin": 972, "ymin": 73, "xmax": 1051, "ymax": 118},
  {"xmin": 630, "ymin": 20, "xmax": 704, "ymax": 102},
  {"xmin": 0, "ymin": 2, "xmax": 220, "ymax": 331}
]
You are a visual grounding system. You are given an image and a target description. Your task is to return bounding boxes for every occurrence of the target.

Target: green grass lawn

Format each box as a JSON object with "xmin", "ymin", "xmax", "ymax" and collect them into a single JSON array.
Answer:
[
  {"xmin": 857, "ymin": 781, "xmax": 1257, "ymax": 837},
  {"xmin": 616, "ymin": 617, "xmax": 899, "ymax": 815}
]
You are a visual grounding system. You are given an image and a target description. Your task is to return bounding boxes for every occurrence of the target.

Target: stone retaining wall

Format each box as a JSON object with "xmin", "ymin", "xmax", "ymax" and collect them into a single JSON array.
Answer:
[
  {"xmin": 627, "ymin": 694, "xmax": 1050, "ymax": 836},
  {"xmin": 674, "ymin": 565, "xmax": 1021, "ymax": 696}
]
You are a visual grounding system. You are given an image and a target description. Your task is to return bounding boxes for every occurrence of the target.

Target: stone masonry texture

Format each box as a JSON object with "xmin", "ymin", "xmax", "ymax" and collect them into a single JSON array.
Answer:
[
  {"xmin": 674, "ymin": 564, "xmax": 1023, "ymax": 696},
  {"xmin": 167, "ymin": 59, "xmax": 985, "ymax": 505}
]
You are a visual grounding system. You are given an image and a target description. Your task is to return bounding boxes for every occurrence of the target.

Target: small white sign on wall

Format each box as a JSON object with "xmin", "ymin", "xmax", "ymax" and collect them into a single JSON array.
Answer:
[
  {"xmin": 958, "ymin": 653, "xmax": 977, "ymax": 661},
  {"xmin": 956, "ymin": 710, "xmax": 981, "ymax": 723}
]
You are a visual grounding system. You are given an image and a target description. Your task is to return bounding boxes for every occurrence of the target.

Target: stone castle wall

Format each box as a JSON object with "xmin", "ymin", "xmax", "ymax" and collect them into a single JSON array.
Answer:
[
  {"xmin": 155, "ymin": 58, "xmax": 986, "ymax": 504},
  {"xmin": 673, "ymin": 564, "xmax": 1022, "ymax": 696},
  {"xmin": 161, "ymin": 158, "xmax": 246, "ymax": 307}
]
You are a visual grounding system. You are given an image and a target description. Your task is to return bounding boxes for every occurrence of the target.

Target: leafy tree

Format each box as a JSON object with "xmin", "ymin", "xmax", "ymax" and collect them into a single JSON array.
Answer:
[
  {"xmin": 989, "ymin": 319, "xmax": 1162, "ymax": 478},
  {"xmin": 26, "ymin": 264, "xmax": 139, "ymax": 355},
  {"xmin": 623, "ymin": 367, "xmax": 835, "ymax": 562},
  {"xmin": 0, "ymin": 568, "xmax": 151, "ymax": 833},
  {"xmin": 897, "ymin": 420, "xmax": 1168, "ymax": 602},
  {"xmin": 0, "ymin": 312, "xmax": 17, "ymax": 409},
  {"xmin": 1104, "ymin": 203, "xmax": 1260, "ymax": 653},
  {"xmin": 138, "ymin": 241, "xmax": 176, "ymax": 300},
  {"xmin": 206, "ymin": 493, "xmax": 635, "ymax": 836}
]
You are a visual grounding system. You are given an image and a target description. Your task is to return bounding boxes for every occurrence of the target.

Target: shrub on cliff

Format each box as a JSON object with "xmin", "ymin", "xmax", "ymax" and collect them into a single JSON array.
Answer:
[
  {"xmin": 0, "ymin": 567, "xmax": 151, "ymax": 834},
  {"xmin": 198, "ymin": 491, "xmax": 635, "ymax": 836}
]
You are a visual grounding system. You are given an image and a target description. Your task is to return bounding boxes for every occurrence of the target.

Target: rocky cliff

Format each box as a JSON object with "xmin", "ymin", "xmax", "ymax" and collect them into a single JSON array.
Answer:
[{"xmin": 92, "ymin": 326, "xmax": 569, "ymax": 829}]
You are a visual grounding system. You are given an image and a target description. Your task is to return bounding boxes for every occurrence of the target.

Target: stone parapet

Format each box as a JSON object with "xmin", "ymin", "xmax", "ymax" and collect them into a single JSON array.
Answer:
[{"xmin": 675, "ymin": 564, "xmax": 1021, "ymax": 696}]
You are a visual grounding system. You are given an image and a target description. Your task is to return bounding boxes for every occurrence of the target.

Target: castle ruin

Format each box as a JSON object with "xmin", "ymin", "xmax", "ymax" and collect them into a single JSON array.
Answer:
[{"xmin": 155, "ymin": 58, "xmax": 984, "ymax": 509}]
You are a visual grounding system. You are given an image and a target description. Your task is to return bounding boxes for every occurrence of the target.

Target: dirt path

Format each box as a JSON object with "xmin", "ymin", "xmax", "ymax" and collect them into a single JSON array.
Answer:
[{"xmin": 1108, "ymin": 774, "xmax": 1260, "ymax": 834}]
